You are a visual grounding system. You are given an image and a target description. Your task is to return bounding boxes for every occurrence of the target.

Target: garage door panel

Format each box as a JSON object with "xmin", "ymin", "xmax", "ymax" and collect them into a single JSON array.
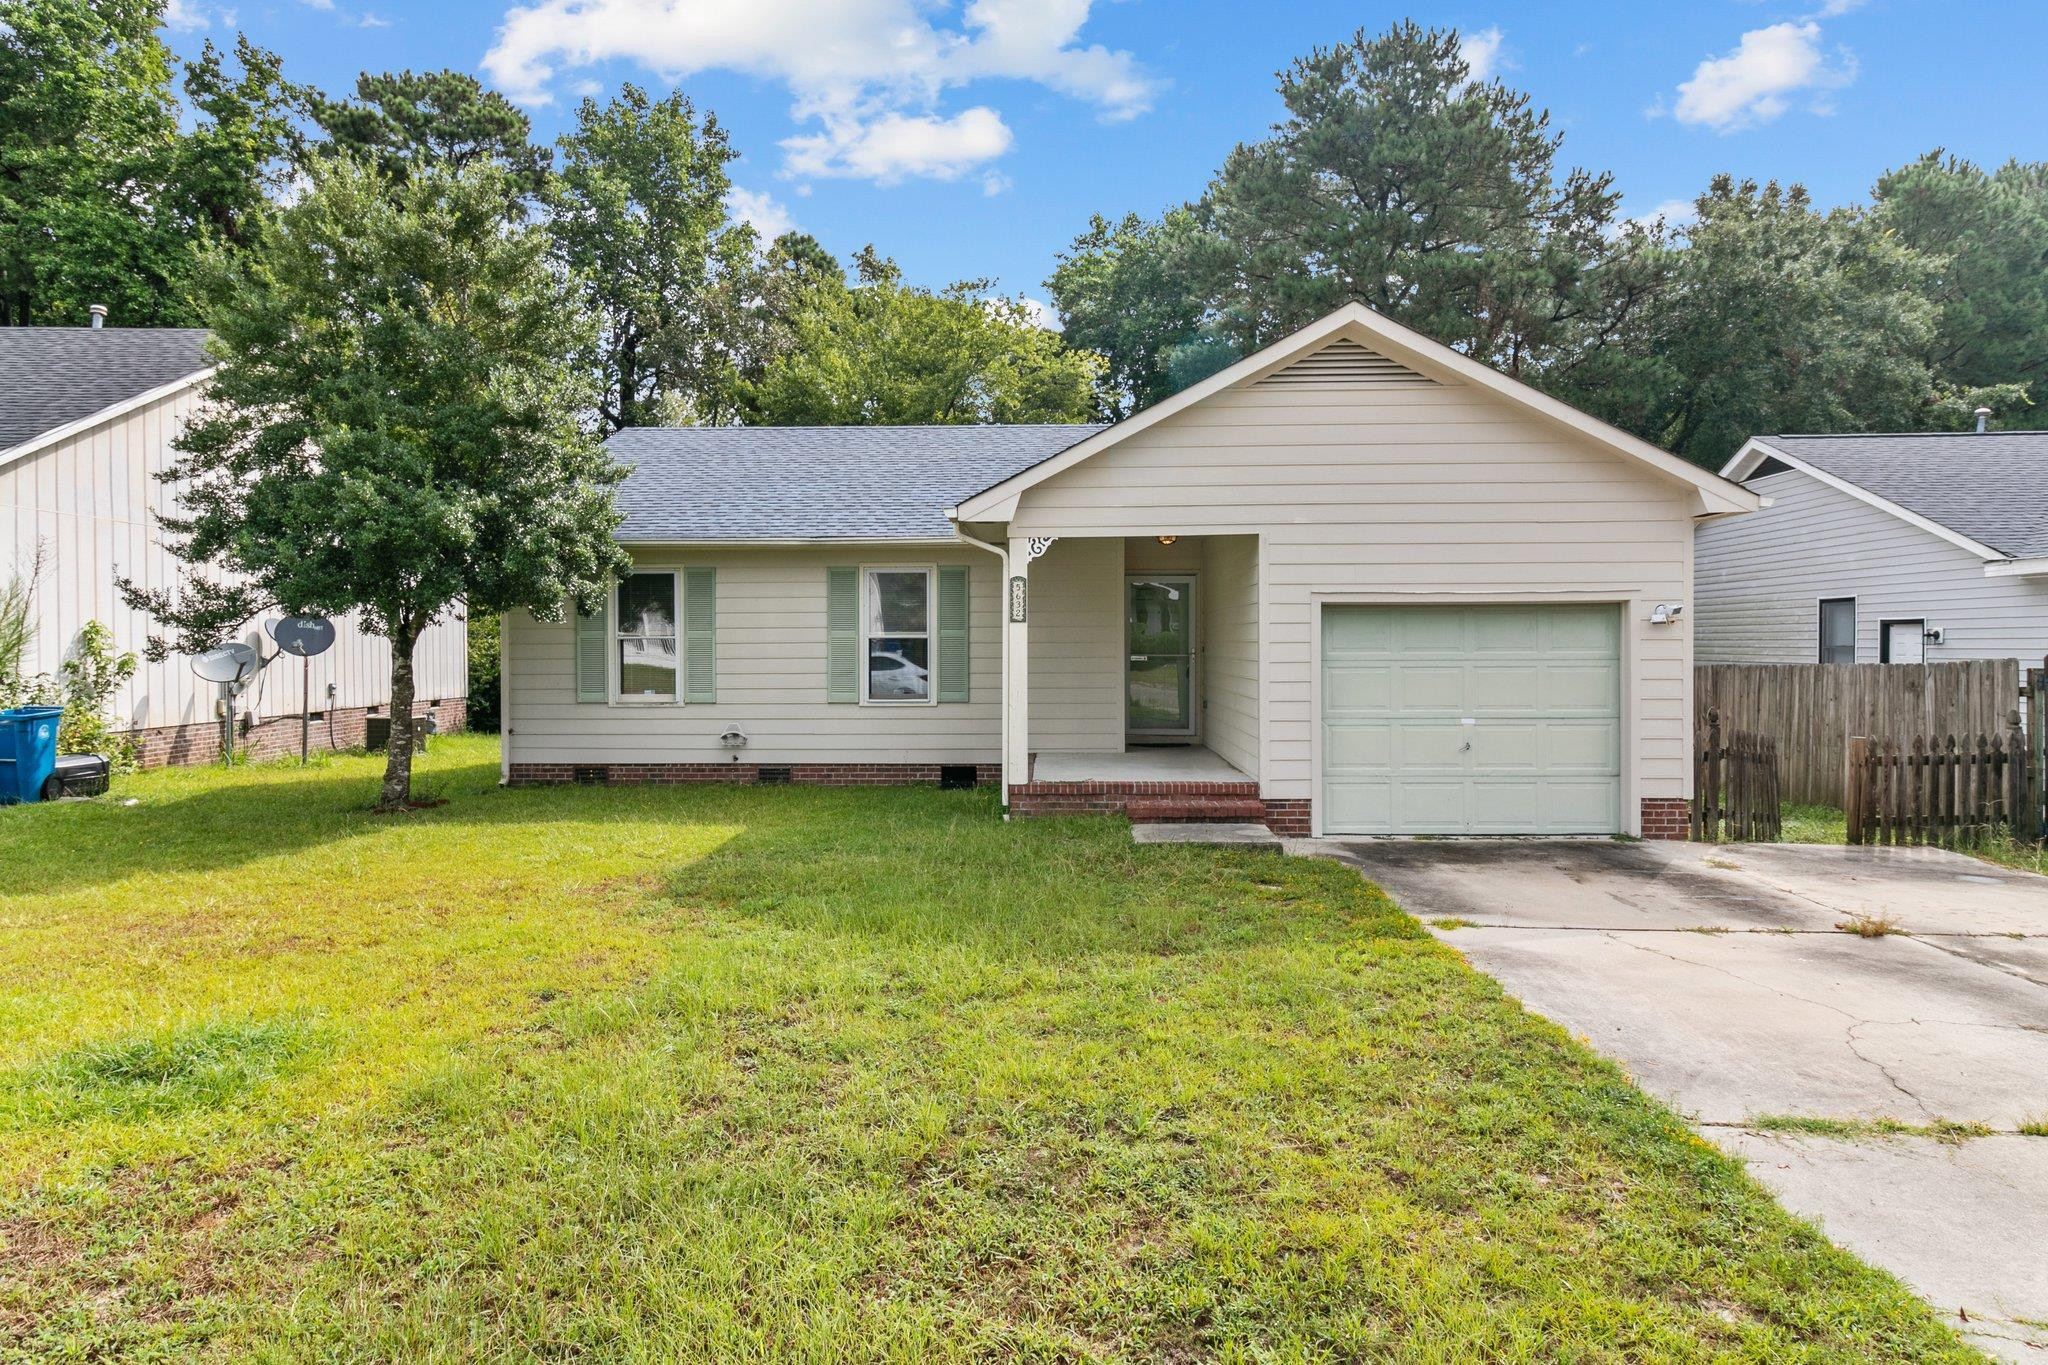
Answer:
[
  {"xmin": 1391, "ymin": 665, "xmax": 1465, "ymax": 711},
  {"xmin": 1543, "ymin": 663, "xmax": 1620, "ymax": 711},
  {"xmin": 1320, "ymin": 604, "xmax": 1622, "ymax": 835},
  {"xmin": 1323, "ymin": 665, "xmax": 1391, "ymax": 712}
]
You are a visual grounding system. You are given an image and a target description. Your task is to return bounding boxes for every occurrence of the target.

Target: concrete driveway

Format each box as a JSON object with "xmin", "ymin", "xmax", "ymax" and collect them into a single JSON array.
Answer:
[{"xmin": 1296, "ymin": 838, "xmax": 2048, "ymax": 1361}]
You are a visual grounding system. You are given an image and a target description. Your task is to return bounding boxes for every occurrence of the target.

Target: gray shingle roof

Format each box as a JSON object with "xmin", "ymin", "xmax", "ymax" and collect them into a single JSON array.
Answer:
[
  {"xmin": 0, "ymin": 328, "xmax": 213, "ymax": 454},
  {"xmin": 1761, "ymin": 432, "xmax": 2048, "ymax": 559},
  {"xmin": 608, "ymin": 424, "xmax": 1105, "ymax": 542}
]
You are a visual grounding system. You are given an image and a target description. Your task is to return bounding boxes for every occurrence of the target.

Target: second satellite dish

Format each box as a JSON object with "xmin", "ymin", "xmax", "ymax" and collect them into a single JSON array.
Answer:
[
  {"xmin": 191, "ymin": 641, "xmax": 260, "ymax": 685},
  {"xmin": 268, "ymin": 614, "xmax": 336, "ymax": 658}
]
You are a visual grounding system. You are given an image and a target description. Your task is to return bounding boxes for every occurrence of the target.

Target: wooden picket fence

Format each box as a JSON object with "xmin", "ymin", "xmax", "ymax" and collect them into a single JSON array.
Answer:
[
  {"xmin": 1692, "ymin": 709, "xmax": 1782, "ymax": 842},
  {"xmin": 1844, "ymin": 721, "xmax": 2032, "ymax": 847},
  {"xmin": 1695, "ymin": 662, "xmax": 2019, "ymax": 805}
]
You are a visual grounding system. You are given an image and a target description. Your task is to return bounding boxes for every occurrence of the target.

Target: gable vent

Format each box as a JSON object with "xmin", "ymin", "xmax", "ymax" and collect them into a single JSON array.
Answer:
[{"xmin": 1254, "ymin": 338, "xmax": 1434, "ymax": 388}]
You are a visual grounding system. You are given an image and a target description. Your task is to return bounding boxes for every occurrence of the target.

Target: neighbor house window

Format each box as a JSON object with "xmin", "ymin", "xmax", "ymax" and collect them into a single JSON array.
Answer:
[
  {"xmin": 616, "ymin": 571, "xmax": 678, "ymax": 701},
  {"xmin": 865, "ymin": 567, "xmax": 932, "ymax": 703},
  {"xmin": 1818, "ymin": 597, "xmax": 1856, "ymax": 664}
]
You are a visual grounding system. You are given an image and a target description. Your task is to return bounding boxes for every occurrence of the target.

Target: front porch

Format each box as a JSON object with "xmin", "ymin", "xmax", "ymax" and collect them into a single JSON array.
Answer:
[{"xmin": 1008, "ymin": 743, "xmax": 1290, "ymax": 826}]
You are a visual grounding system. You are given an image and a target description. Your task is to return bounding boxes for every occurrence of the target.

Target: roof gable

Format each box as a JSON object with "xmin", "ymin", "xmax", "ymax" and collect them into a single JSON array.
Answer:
[
  {"xmin": 1724, "ymin": 433, "xmax": 2048, "ymax": 560},
  {"xmin": 951, "ymin": 304, "xmax": 1759, "ymax": 522},
  {"xmin": 0, "ymin": 328, "xmax": 213, "ymax": 461}
]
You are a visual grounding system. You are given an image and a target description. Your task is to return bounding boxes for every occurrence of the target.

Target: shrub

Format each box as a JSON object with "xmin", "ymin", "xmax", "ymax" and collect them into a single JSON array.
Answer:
[{"xmin": 56, "ymin": 620, "xmax": 139, "ymax": 771}]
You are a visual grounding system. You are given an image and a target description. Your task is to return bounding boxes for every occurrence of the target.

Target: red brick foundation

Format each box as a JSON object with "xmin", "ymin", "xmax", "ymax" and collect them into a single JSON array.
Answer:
[
  {"xmin": 508, "ymin": 761, "xmax": 1001, "ymax": 787},
  {"xmin": 1640, "ymin": 797, "xmax": 1691, "ymax": 841},
  {"xmin": 1261, "ymin": 799, "xmax": 1312, "ymax": 837},
  {"xmin": 1007, "ymin": 778, "xmax": 1261, "ymax": 818},
  {"xmin": 126, "ymin": 698, "xmax": 467, "ymax": 769}
]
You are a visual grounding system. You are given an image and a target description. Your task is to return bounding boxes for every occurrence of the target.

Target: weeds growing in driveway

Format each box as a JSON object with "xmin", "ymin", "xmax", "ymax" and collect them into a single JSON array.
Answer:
[
  {"xmin": 1836, "ymin": 913, "xmax": 1906, "ymax": 938},
  {"xmin": 0, "ymin": 736, "xmax": 1977, "ymax": 1360},
  {"xmin": 1746, "ymin": 1116, "xmax": 1995, "ymax": 1144}
]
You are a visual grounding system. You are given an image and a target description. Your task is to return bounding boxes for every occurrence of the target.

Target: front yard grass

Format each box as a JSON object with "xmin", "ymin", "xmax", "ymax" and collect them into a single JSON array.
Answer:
[{"xmin": 1, "ymin": 736, "xmax": 1973, "ymax": 1360}]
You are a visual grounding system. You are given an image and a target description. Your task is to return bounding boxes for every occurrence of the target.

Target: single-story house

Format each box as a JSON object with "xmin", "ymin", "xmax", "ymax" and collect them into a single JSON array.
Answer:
[
  {"xmin": 502, "ymin": 303, "xmax": 1759, "ymax": 838},
  {"xmin": 1696, "ymin": 432, "xmax": 2048, "ymax": 666},
  {"xmin": 0, "ymin": 319, "xmax": 467, "ymax": 765}
]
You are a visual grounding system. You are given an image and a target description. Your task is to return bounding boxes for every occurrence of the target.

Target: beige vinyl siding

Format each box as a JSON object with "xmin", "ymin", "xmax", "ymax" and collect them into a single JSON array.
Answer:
[
  {"xmin": 0, "ymin": 384, "xmax": 466, "ymax": 732},
  {"xmin": 1199, "ymin": 535, "xmax": 1259, "ymax": 776},
  {"xmin": 1010, "ymin": 380, "xmax": 1696, "ymax": 803},
  {"xmin": 1024, "ymin": 536, "xmax": 1122, "ymax": 754},
  {"xmin": 1695, "ymin": 468, "xmax": 2048, "ymax": 665},
  {"xmin": 506, "ymin": 543, "xmax": 1002, "ymax": 766}
]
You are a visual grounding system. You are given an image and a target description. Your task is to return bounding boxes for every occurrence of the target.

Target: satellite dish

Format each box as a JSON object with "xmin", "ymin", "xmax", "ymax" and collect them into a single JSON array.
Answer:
[
  {"xmin": 268, "ymin": 614, "xmax": 336, "ymax": 658},
  {"xmin": 191, "ymin": 641, "xmax": 260, "ymax": 685}
]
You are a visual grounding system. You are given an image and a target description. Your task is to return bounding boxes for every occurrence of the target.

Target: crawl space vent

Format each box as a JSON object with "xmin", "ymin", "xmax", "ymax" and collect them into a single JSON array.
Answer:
[
  {"xmin": 571, "ymin": 764, "xmax": 608, "ymax": 785},
  {"xmin": 938, "ymin": 764, "xmax": 979, "ymax": 791},
  {"xmin": 756, "ymin": 766, "xmax": 793, "ymax": 785},
  {"xmin": 1255, "ymin": 338, "xmax": 1433, "ymax": 388}
]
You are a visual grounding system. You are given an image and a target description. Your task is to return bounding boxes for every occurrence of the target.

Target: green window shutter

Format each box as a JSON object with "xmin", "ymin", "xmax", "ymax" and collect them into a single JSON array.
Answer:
[
  {"xmin": 826, "ymin": 566, "xmax": 859, "ymax": 703},
  {"xmin": 937, "ymin": 565, "xmax": 969, "ymax": 703},
  {"xmin": 683, "ymin": 567, "xmax": 717, "ymax": 703},
  {"xmin": 575, "ymin": 594, "xmax": 609, "ymax": 703}
]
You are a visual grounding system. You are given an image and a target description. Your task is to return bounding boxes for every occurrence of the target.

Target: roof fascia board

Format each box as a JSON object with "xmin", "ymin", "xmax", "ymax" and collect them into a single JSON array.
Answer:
[
  {"xmin": 0, "ymin": 366, "xmax": 215, "ymax": 473},
  {"xmin": 618, "ymin": 536, "xmax": 962, "ymax": 548},
  {"xmin": 952, "ymin": 303, "xmax": 1760, "ymax": 522},
  {"xmin": 1730, "ymin": 437, "xmax": 2009, "ymax": 562},
  {"xmin": 1984, "ymin": 556, "xmax": 2048, "ymax": 579}
]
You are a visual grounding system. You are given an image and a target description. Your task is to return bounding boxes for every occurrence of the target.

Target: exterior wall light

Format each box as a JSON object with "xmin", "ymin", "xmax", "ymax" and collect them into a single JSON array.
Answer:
[
  {"xmin": 1157, "ymin": 535, "xmax": 1178, "ymax": 546},
  {"xmin": 1649, "ymin": 603, "xmax": 1684, "ymax": 625}
]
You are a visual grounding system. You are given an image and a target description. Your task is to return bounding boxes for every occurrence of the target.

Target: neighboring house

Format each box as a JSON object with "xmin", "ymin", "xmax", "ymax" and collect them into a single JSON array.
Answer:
[
  {"xmin": 501, "ymin": 303, "xmax": 1759, "ymax": 838},
  {"xmin": 0, "ymin": 322, "xmax": 467, "ymax": 766},
  {"xmin": 1697, "ymin": 433, "xmax": 2048, "ymax": 666}
]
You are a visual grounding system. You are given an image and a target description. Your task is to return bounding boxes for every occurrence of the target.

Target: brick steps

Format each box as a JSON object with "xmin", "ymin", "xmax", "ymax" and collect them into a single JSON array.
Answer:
[{"xmin": 1124, "ymin": 796, "xmax": 1269, "ymax": 823}]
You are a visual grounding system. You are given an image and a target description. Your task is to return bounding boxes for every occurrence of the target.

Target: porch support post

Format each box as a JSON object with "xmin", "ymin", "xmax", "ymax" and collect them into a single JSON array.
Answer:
[{"xmin": 1005, "ymin": 537, "xmax": 1032, "ymax": 788}]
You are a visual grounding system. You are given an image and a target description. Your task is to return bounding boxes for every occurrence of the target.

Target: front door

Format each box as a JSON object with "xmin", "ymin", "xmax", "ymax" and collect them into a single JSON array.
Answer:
[{"xmin": 1127, "ymin": 575, "xmax": 1195, "ymax": 738}]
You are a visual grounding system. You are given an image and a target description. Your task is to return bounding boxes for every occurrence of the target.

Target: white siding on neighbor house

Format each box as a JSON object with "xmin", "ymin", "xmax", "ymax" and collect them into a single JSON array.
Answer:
[
  {"xmin": 1695, "ymin": 467, "xmax": 2048, "ymax": 666},
  {"xmin": 0, "ymin": 384, "xmax": 466, "ymax": 732},
  {"xmin": 505, "ymin": 543, "xmax": 1003, "ymax": 766},
  {"xmin": 1009, "ymin": 380, "xmax": 1698, "ymax": 806}
]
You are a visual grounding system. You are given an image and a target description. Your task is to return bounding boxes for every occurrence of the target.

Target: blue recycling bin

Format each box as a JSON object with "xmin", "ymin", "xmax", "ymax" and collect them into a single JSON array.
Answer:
[{"xmin": 0, "ymin": 705, "xmax": 63, "ymax": 805}]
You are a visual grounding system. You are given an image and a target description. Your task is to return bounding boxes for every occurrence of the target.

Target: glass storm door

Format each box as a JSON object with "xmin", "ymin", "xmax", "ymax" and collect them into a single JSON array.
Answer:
[{"xmin": 1127, "ymin": 576, "xmax": 1195, "ymax": 737}]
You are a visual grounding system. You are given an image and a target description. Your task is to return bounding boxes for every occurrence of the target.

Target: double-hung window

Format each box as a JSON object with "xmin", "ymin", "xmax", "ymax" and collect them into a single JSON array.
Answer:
[
  {"xmin": 865, "ymin": 567, "xmax": 932, "ymax": 703},
  {"xmin": 1818, "ymin": 597, "xmax": 1856, "ymax": 665},
  {"xmin": 616, "ymin": 570, "xmax": 679, "ymax": 701}
]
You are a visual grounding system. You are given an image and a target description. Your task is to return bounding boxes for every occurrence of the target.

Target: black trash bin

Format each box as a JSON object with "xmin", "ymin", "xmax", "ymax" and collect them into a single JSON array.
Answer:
[{"xmin": 42, "ymin": 754, "xmax": 111, "ymax": 799}]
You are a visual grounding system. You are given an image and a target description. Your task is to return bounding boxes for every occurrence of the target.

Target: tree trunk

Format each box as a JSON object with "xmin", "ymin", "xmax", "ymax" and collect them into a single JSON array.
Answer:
[{"xmin": 378, "ymin": 621, "xmax": 419, "ymax": 809}]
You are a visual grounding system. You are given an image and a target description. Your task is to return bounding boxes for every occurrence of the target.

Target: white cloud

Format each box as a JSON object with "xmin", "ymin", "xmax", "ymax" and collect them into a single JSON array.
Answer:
[
  {"xmin": 1672, "ymin": 21, "xmax": 1853, "ymax": 132},
  {"xmin": 162, "ymin": 0, "xmax": 226, "ymax": 30},
  {"xmin": 1630, "ymin": 197, "xmax": 1697, "ymax": 229},
  {"xmin": 724, "ymin": 186, "xmax": 795, "ymax": 242},
  {"xmin": 1462, "ymin": 26, "xmax": 1507, "ymax": 82},
  {"xmin": 1811, "ymin": 0, "xmax": 1866, "ymax": 14},
  {"xmin": 783, "ymin": 106, "xmax": 1013, "ymax": 184},
  {"xmin": 1016, "ymin": 296, "xmax": 1058, "ymax": 331},
  {"xmin": 358, "ymin": 11, "xmax": 392, "ymax": 26},
  {"xmin": 482, "ymin": 0, "xmax": 1155, "ymax": 186},
  {"xmin": 300, "ymin": 0, "xmax": 336, "ymax": 9}
]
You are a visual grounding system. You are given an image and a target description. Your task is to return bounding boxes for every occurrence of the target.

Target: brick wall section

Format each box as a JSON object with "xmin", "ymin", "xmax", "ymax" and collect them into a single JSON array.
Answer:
[
  {"xmin": 508, "ymin": 762, "xmax": 1002, "ymax": 788},
  {"xmin": 1640, "ymin": 796, "xmax": 1691, "ymax": 841},
  {"xmin": 1261, "ymin": 799, "xmax": 1312, "ymax": 837},
  {"xmin": 126, "ymin": 698, "xmax": 467, "ymax": 769}
]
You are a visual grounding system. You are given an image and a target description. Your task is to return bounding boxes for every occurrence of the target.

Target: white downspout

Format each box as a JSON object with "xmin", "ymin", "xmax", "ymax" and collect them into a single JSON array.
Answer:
[{"xmin": 949, "ymin": 517, "xmax": 1011, "ymax": 816}]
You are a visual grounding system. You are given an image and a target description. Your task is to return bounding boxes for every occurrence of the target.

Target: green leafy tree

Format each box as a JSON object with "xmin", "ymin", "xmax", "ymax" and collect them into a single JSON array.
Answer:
[
  {"xmin": 118, "ymin": 157, "xmax": 627, "ymax": 808},
  {"xmin": 0, "ymin": 0, "xmax": 182, "ymax": 324},
  {"xmin": 171, "ymin": 36, "xmax": 313, "ymax": 255},
  {"xmin": 1050, "ymin": 23, "xmax": 1650, "ymax": 411},
  {"xmin": 551, "ymin": 85, "xmax": 760, "ymax": 430},
  {"xmin": 312, "ymin": 68, "xmax": 551, "ymax": 204},
  {"xmin": 748, "ymin": 247, "xmax": 1099, "ymax": 426},
  {"xmin": 1875, "ymin": 152, "xmax": 2048, "ymax": 426},
  {"xmin": 1599, "ymin": 178, "xmax": 2021, "ymax": 465}
]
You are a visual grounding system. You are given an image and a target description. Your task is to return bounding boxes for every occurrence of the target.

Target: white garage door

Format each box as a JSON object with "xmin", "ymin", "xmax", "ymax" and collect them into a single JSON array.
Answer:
[{"xmin": 1320, "ymin": 604, "xmax": 1622, "ymax": 835}]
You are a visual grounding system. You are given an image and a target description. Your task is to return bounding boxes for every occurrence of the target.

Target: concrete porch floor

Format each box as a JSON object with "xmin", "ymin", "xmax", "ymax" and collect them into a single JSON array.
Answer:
[{"xmin": 1030, "ymin": 746, "xmax": 1252, "ymax": 784}]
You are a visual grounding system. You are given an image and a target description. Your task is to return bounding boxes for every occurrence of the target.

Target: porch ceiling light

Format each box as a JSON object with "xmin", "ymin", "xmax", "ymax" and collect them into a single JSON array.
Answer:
[{"xmin": 1157, "ymin": 535, "xmax": 1178, "ymax": 546}]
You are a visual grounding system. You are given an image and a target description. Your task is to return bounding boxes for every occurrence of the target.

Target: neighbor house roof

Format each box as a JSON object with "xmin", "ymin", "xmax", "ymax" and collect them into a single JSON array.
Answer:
[
  {"xmin": 1725, "ymin": 432, "xmax": 2048, "ymax": 560},
  {"xmin": 609, "ymin": 424, "xmax": 1105, "ymax": 543},
  {"xmin": 0, "ymin": 327, "xmax": 213, "ymax": 456}
]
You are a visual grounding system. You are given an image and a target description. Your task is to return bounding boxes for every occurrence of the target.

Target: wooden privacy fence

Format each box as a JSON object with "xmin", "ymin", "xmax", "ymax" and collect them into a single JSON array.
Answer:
[
  {"xmin": 1844, "ymin": 720, "xmax": 2033, "ymax": 847},
  {"xmin": 1695, "ymin": 662, "xmax": 2020, "ymax": 806},
  {"xmin": 1692, "ymin": 709, "xmax": 1782, "ymax": 842}
]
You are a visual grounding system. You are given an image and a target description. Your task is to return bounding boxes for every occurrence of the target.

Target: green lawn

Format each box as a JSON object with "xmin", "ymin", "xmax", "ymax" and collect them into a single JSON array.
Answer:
[{"xmin": 1, "ymin": 736, "xmax": 1973, "ymax": 1361}]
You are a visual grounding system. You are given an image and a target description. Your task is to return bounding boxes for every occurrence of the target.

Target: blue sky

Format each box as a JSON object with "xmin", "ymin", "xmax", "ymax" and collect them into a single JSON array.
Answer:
[{"xmin": 161, "ymin": 1, "xmax": 2048, "ymax": 313}]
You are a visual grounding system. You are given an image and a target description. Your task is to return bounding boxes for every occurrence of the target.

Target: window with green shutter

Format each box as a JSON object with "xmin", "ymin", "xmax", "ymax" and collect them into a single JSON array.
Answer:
[
  {"xmin": 574, "ymin": 594, "xmax": 609, "ymax": 702},
  {"xmin": 826, "ymin": 567, "xmax": 859, "ymax": 702},
  {"xmin": 936, "ymin": 565, "xmax": 968, "ymax": 702},
  {"xmin": 683, "ymin": 567, "xmax": 717, "ymax": 703}
]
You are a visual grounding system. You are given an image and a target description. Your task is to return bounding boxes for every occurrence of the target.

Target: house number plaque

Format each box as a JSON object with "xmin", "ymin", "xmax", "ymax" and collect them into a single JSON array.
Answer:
[{"xmin": 1008, "ymin": 575, "xmax": 1028, "ymax": 623}]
